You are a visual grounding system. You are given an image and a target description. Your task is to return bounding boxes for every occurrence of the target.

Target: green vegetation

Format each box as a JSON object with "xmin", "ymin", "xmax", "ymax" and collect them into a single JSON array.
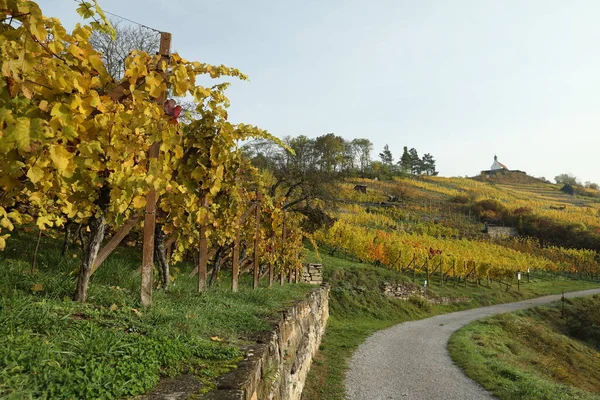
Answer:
[
  {"xmin": 449, "ymin": 295, "xmax": 600, "ymax": 400},
  {"xmin": 0, "ymin": 230, "xmax": 313, "ymax": 399},
  {"xmin": 301, "ymin": 173, "xmax": 600, "ymax": 399},
  {"xmin": 301, "ymin": 247, "xmax": 600, "ymax": 400}
]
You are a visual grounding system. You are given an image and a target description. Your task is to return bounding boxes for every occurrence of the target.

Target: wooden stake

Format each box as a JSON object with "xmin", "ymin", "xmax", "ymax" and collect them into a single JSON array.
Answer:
[
  {"xmin": 198, "ymin": 196, "xmax": 208, "ymax": 293},
  {"xmin": 426, "ymin": 258, "xmax": 430, "ymax": 296},
  {"xmin": 232, "ymin": 226, "xmax": 240, "ymax": 292},
  {"xmin": 253, "ymin": 195, "xmax": 261, "ymax": 289},
  {"xmin": 92, "ymin": 214, "xmax": 141, "ymax": 275},
  {"xmin": 31, "ymin": 228, "xmax": 42, "ymax": 274},
  {"xmin": 141, "ymin": 31, "xmax": 171, "ymax": 307}
]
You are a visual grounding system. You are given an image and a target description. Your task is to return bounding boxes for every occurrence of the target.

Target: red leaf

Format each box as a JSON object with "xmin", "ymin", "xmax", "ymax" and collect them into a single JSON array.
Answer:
[{"xmin": 172, "ymin": 105, "xmax": 183, "ymax": 118}]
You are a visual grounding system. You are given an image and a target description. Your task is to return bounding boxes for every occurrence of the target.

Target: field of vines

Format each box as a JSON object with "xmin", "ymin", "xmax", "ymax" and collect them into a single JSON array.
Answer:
[
  {"xmin": 406, "ymin": 177, "xmax": 600, "ymax": 230},
  {"xmin": 320, "ymin": 176, "xmax": 600, "ymax": 282},
  {"xmin": 0, "ymin": 0, "xmax": 306, "ymax": 305}
]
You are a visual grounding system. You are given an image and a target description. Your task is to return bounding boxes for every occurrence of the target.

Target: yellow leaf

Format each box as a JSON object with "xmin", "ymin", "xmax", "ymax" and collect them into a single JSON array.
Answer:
[
  {"xmin": 132, "ymin": 195, "xmax": 146, "ymax": 209},
  {"xmin": 36, "ymin": 215, "xmax": 53, "ymax": 229},
  {"xmin": 49, "ymin": 145, "xmax": 73, "ymax": 173},
  {"xmin": 10, "ymin": 118, "xmax": 30, "ymax": 151},
  {"xmin": 144, "ymin": 73, "xmax": 164, "ymax": 98},
  {"xmin": 31, "ymin": 283, "xmax": 44, "ymax": 292},
  {"xmin": 131, "ymin": 308, "xmax": 143, "ymax": 317},
  {"xmin": 50, "ymin": 103, "xmax": 72, "ymax": 125},
  {"xmin": 27, "ymin": 166, "xmax": 44, "ymax": 184},
  {"xmin": 0, "ymin": 217, "xmax": 13, "ymax": 230},
  {"xmin": 210, "ymin": 179, "xmax": 222, "ymax": 196},
  {"xmin": 210, "ymin": 336, "xmax": 223, "ymax": 342}
]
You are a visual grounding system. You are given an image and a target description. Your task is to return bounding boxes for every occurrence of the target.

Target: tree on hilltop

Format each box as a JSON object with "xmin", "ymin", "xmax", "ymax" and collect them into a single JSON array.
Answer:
[{"xmin": 555, "ymin": 173, "xmax": 579, "ymax": 186}]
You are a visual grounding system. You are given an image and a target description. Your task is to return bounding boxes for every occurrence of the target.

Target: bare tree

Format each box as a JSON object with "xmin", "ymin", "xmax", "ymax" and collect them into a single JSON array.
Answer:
[{"xmin": 90, "ymin": 19, "xmax": 159, "ymax": 80}]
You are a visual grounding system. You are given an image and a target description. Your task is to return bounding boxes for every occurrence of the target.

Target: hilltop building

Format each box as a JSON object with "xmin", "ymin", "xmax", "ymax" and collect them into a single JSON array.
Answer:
[
  {"xmin": 490, "ymin": 155, "xmax": 508, "ymax": 171},
  {"xmin": 480, "ymin": 155, "xmax": 527, "ymax": 177}
]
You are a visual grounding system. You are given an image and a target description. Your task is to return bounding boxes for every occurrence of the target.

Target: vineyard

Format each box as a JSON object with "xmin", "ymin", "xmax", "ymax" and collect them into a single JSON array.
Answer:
[
  {"xmin": 0, "ymin": 0, "xmax": 307, "ymax": 306},
  {"xmin": 315, "ymin": 175, "xmax": 600, "ymax": 285},
  {"xmin": 2, "ymin": 1, "xmax": 600, "ymax": 399}
]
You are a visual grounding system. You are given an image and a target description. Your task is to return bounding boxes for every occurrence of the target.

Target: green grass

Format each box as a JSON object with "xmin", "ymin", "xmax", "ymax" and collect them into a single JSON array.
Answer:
[
  {"xmin": 449, "ymin": 295, "xmax": 600, "ymax": 400},
  {"xmin": 0, "ymin": 229, "xmax": 314, "ymax": 399},
  {"xmin": 301, "ymin": 247, "xmax": 600, "ymax": 400}
]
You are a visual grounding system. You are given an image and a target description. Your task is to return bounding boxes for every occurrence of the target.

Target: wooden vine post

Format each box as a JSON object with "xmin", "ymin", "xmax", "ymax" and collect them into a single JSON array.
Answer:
[
  {"xmin": 232, "ymin": 201, "xmax": 256, "ymax": 291},
  {"xmin": 253, "ymin": 193, "xmax": 261, "ymax": 289},
  {"xmin": 268, "ymin": 262, "xmax": 274, "ymax": 287},
  {"xmin": 425, "ymin": 258, "xmax": 430, "ymax": 296},
  {"xmin": 198, "ymin": 196, "xmax": 209, "ymax": 293},
  {"xmin": 141, "ymin": 31, "xmax": 171, "ymax": 307},
  {"xmin": 232, "ymin": 224, "xmax": 241, "ymax": 292},
  {"xmin": 452, "ymin": 259, "xmax": 456, "ymax": 286}
]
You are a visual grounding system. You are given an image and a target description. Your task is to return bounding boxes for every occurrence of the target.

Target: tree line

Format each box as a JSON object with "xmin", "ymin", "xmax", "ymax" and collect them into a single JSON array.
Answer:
[{"xmin": 244, "ymin": 133, "xmax": 438, "ymax": 180}]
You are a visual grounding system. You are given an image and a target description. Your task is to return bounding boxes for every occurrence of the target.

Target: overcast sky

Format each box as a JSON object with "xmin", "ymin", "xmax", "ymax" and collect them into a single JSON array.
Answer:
[{"xmin": 38, "ymin": 0, "xmax": 600, "ymax": 184}]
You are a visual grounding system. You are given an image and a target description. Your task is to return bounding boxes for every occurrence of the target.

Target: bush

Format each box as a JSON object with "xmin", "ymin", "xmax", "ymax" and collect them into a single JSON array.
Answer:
[{"xmin": 560, "ymin": 184, "xmax": 575, "ymax": 195}]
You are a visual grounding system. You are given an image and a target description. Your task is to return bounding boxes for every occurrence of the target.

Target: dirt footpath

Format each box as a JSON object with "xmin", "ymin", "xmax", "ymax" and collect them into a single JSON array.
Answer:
[{"xmin": 345, "ymin": 288, "xmax": 600, "ymax": 400}]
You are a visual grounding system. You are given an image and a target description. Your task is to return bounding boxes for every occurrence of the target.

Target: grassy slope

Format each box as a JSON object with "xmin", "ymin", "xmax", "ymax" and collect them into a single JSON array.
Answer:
[
  {"xmin": 303, "ymin": 175, "xmax": 600, "ymax": 399},
  {"xmin": 449, "ymin": 295, "xmax": 600, "ymax": 400},
  {"xmin": 0, "ymin": 229, "xmax": 313, "ymax": 399},
  {"xmin": 301, "ymin": 248, "xmax": 600, "ymax": 400}
]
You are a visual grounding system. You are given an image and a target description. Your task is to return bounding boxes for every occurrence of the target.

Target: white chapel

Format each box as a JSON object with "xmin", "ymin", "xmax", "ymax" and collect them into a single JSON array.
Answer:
[{"xmin": 490, "ymin": 155, "xmax": 508, "ymax": 171}]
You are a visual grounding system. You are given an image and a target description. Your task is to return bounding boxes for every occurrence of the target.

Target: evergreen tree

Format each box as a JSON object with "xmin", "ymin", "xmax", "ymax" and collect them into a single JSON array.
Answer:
[
  {"xmin": 399, "ymin": 146, "xmax": 412, "ymax": 174},
  {"xmin": 420, "ymin": 153, "xmax": 437, "ymax": 176},
  {"xmin": 379, "ymin": 144, "xmax": 394, "ymax": 166},
  {"xmin": 408, "ymin": 148, "xmax": 421, "ymax": 174}
]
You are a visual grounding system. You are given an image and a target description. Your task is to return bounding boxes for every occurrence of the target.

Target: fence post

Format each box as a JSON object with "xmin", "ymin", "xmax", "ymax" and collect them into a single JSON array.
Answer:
[
  {"xmin": 232, "ymin": 225, "xmax": 240, "ymax": 292},
  {"xmin": 198, "ymin": 196, "xmax": 208, "ymax": 293},
  {"xmin": 253, "ymin": 194, "xmax": 261, "ymax": 289},
  {"xmin": 141, "ymin": 31, "xmax": 171, "ymax": 307}
]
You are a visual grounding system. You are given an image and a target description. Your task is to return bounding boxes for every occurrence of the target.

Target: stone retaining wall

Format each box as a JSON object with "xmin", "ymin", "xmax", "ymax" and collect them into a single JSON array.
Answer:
[
  {"xmin": 382, "ymin": 282, "xmax": 424, "ymax": 300},
  {"xmin": 486, "ymin": 226, "xmax": 518, "ymax": 239},
  {"xmin": 201, "ymin": 284, "xmax": 330, "ymax": 400},
  {"xmin": 382, "ymin": 282, "xmax": 471, "ymax": 305},
  {"xmin": 301, "ymin": 263, "xmax": 323, "ymax": 285}
]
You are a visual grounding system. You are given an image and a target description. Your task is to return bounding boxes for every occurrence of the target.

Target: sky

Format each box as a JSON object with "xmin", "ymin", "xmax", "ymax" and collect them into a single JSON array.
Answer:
[{"xmin": 37, "ymin": 0, "xmax": 600, "ymax": 184}]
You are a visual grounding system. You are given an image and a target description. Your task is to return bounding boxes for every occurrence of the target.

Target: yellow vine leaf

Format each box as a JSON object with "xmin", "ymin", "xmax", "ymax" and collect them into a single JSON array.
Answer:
[
  {"xmin": 49, "ymin": 145, "xmax": 72, "ymax": 173},
  {"xmin": 132, "ymin": 195, "xmax": 146, "ymax": 209},
  {"xmin": 26, "ymin": 166, "xmax": 44, "ymax": 184},
  {"xmin": 36, "ymin": 215, "xmax": 53, "ymax": 229}
]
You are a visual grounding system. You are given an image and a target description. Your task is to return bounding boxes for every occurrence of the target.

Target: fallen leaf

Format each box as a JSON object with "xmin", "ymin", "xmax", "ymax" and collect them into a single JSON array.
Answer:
[
  {"xmin": 210, "ymin": 336, "xmax": 223, "ymax": 342},
  {"xmin": 131, "ymin": 308, "xmax": 143, "ymax": 317},
  {"xmin": 31, "ymin": 283, "xmax": 44, "ymax": 292}
]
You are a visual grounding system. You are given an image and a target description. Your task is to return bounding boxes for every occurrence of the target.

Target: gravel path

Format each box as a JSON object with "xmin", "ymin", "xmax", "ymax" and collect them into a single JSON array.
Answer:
[{"xmin": 345, "ymin": 288, "xmax": 600, "ymax": 400}]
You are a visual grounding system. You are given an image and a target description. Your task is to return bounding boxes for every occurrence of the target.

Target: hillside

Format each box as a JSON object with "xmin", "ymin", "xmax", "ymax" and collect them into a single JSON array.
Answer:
[
  {"xmin": 313, "ymin": 175, "xmax": 600, "ymax": 303},
  {"xmin": 449, "ymin": 294, "xmax": 600, "ymax": 400},
  {"xmin": 471, "ymin": 170, "xmax": 548, "ymax": 185},
  {"xmin": 301, "ymin": 174, "xmax": 600, "ymax": 399}
]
